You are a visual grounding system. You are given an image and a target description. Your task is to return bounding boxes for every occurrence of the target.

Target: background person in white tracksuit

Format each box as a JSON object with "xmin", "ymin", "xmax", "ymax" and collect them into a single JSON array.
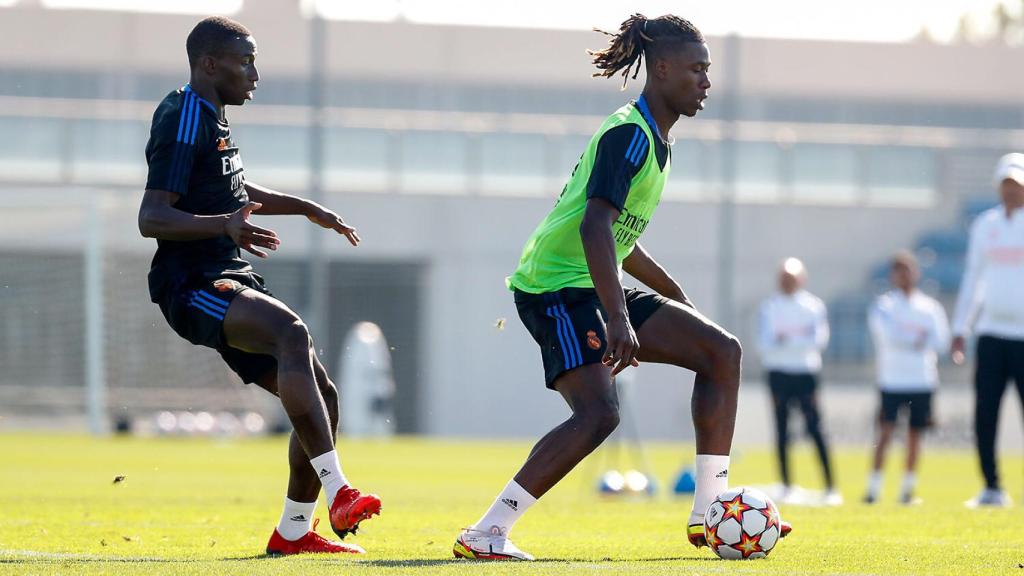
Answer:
[
  {"xmin": 951, "ymin": 152, "xmax": 1024, "ymax": 508},
  {"xmin": 864, "ymin": 251, "xmax": 949, "ymax": 505},
  {"xmin": 757, "ymin": 258, "xmax": 839, "ymax": 505}
]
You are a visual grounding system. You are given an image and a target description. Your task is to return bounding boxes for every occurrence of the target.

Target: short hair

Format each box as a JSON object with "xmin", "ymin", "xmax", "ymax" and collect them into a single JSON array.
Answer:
[
  {"xmin": 891, "ymin": 249, "xmax": 919, "ymax": 272},
  {"xmin": 589, "ymin": 14, "xmax": 705, "ymax": 89},
  {"xmin": 186, "ymin": 16, "xmax": 251, "ymax": 69}
]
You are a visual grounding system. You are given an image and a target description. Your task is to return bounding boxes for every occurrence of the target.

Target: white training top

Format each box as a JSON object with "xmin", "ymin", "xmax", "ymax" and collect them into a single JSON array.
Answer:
[
  {"xmin": 951, "ymin": 207, "xmax": 1024, "ymax": 341},
  {"xmin": 757, "ymin": 290, "xmax": 830, "ymax": 373},
  {"xmin": 868, "ymin": 289, "xmax": 950, "ymax": 391}
]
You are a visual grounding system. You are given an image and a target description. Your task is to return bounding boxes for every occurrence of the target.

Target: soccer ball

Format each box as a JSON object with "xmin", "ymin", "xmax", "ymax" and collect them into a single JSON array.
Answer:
[
  {"xmin": 597, "ymin": 469, "xmax": 654, "ymax": 495},
  {"xmin": 703, "ymin": 487, "xmax": 782, "ymax": 560},
  {"xmin": 598, "ymin": 470, "xmax": 625, "ymax": 494}
]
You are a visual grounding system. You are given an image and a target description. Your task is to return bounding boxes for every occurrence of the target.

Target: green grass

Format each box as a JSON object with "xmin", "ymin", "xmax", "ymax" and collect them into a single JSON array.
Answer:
[{"xmin": 0, "ymin": 433, "xmax": 1021, "ymax": 575}]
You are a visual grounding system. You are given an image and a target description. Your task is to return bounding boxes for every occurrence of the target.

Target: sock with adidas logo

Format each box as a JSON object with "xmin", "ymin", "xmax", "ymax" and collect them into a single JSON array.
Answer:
[
  {"xmin": 471, "ymin": 479, "xmax": 537, "ymax": 536},
  {"xmin": 277, "ymin": 497, "xmax": 317, "ymax": 541},
  {"xmin": 310, "ymin": 450, "xmax": 349, "ymax": 508},
  {"xmin": 689, "ymin": 454, "xmax": 730, "ymax": 526}
]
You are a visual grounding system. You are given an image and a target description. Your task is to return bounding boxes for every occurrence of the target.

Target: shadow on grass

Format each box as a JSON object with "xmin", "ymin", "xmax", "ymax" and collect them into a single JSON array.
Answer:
[
  {"xmin": 353, "ymin": 556, "xmax": 718, "ymax": 566},
  {"xmin": 1, "ymin": 552, "xmax": 721, "ymax": 565}
]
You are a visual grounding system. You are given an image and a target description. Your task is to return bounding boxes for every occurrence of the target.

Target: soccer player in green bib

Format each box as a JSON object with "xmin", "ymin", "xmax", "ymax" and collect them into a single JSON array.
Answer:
[{"xmin": 453, "ymin": 14, "xmax": 790, "ymax": 560}]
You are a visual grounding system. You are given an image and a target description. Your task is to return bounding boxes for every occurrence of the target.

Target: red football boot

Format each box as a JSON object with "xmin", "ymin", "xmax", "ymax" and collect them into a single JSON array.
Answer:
[
  {"xmin": 329, "ymin": 485, "xmax": 382, "ymax": 539},
  {"xmin": 266, "ymin": 518, "xmax": 365, "ymax": 556},
  {"xmin": 780, "ymin": 520, "xmax": 793, "ymax": 537}
]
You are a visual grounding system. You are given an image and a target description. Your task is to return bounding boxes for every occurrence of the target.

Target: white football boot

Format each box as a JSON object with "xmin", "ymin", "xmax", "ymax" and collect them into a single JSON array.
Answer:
[{"xmin": 453, "ymin": 526, "xmax": 534, "ymax": 561}]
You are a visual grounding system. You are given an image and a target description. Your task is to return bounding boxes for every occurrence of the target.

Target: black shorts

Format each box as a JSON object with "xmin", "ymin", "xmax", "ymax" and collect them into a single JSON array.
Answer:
[
  {"xmin": 767, "ymin": 371, "xmax": 818, "ymax": 400},
  {"xmin": 879, "ymin": 390, "xmax": 933, "ymax": 429},
  {"xmin": 514, "ymin": 287, "xmax": 669, "ymax": 389},
  {"xmin": 155, "ymin": 269, "xmax": 277, "ymax": 385}
]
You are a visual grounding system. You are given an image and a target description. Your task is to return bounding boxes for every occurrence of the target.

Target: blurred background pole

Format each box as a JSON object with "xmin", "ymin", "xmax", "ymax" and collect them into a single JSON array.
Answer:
[
  {"xmin": 716, "ymin": 33, "xmax": 740, "ymax": 332},
  {"xmin": 307, "ymin": 7, "xmax": 328, "ymax": 348},
  {"xmin": 85, "ymin": 194, "xmax": 106, "ymax": 435}
]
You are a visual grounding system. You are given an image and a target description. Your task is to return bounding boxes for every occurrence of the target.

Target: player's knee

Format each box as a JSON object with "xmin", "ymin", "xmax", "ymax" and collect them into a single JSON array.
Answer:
[
  {"xmin": 320, "ymin": 379, "xmax": 339, "ymax": 408},
  {"xmin": 587, "ymin": 403, "xmax": 620, "ymax": 444},
  {"xmin": 277, "ymin": 320, "xmax": 312, "ymax": 354},
  {"xmin": 805, "ymin": 414, "xmax": 822, "ymax": 432},
  {"xmin": 710, "ymin": 334, "xmax": 742, "ymax": 379}
]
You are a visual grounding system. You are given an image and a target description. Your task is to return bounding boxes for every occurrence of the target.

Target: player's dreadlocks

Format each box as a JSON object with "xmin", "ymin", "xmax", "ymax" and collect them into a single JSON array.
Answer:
[
  {"xmin": 589, "ymin": 14, "xmax": 705, "ymax": 90},
  {"xmin": 186, "ymin": 16, "xmax": 251, "ymax": 69}
]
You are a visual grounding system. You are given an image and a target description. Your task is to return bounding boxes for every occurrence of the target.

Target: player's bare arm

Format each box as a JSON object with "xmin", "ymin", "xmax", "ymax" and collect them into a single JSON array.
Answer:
[
  {"xmin": 244, "ymin": 181, "xmax": 360, "ymax": 246},
  {"xmin": 138, "ymin": 188, "xmax": 280, "ymax": 258},
  {"xmin": 623, "ymin": 242, "xmax": 693, "ymax": 307},
  {"xmin": 580, "ymin": 197, "xmax": 639, "ymax": 375}
]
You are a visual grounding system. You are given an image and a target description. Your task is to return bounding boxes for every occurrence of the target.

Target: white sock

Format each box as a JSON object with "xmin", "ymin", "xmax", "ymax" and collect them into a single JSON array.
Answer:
[
  {"xmin": 471, "ymin": 480, "xmax": 538, "ymax": 536},
  {"xmin": 276, "ymin": 497, "xmax": 316, "ymax": 541},
  {"xmin": 310, "ymin": 450, "xmax": 349, "ymax": 507},
  {"xmin": 867, "ymin": 470, "xmax": 883, "ymax": 497},
  {"xmin": 900, "ymin": 472, "xmax": 916, "ymax": 496},
  {"xmin": 689, "ymin": 454, "xmax": 730, "ymax": 525}
]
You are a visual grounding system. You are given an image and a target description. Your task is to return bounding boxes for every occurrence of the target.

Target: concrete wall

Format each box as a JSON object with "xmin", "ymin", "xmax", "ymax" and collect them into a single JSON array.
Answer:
[
  {"xmin": 5, "ymin": 185, "xmax": 958, "ymax": 439},
  {"xmin": 2, "ymin": 2, "xmax": 1023, "ymax": 105},
  {"xmin": 316, "ymin": 191, "xmax": 961, "ymax": 438}
]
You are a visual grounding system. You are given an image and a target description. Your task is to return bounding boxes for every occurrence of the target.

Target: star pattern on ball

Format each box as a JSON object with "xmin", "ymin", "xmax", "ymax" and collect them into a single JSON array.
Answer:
[
  {"xmin": 705, "ymin": 524, "xmax": 724, "ymax": 550},
  {"xmin": 721, "ymin": 494, "xmax": 752, "ymax": 523},
  {"xmin": 760, "ymin": 502, "xmax": 779, "ymax": 532},
  {"xmin": 736, "ymin": 531, "xmax": 764, "ymax": 559}
]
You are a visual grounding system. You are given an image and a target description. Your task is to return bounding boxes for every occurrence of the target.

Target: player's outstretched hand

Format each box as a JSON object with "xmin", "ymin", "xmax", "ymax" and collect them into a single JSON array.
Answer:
[
  {"xmin": 950, "ymin": 335, "xmax": 966, "ymax": 365},
  {"xmin": 226, "ymin": 202, "xmax": 280, "ymax": 258},
  {"xmin": 307, "ymin": 204, "xmax": 361, "ymax": 246},
  {"xmin": 603, "ymin": 313, "xmax": 640, "ymax": 376}
]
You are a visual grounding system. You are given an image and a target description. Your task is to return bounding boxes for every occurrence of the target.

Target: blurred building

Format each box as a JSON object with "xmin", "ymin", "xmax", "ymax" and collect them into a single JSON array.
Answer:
[{"xmin": 1, "ymin": 1, "xmax": 1022, "ymax": 442}]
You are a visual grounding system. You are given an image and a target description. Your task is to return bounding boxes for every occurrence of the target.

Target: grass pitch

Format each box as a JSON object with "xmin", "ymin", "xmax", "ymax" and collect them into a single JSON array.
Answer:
[{"xmin": 0, "ymin": 433, "xmax": 1021, "ymax": 575}]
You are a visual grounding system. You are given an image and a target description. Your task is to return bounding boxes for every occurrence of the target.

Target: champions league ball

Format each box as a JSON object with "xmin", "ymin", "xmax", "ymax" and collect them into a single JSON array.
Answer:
[{"xmin": 703, "ymin": 487, "xmax": 782, "ymax": 560}]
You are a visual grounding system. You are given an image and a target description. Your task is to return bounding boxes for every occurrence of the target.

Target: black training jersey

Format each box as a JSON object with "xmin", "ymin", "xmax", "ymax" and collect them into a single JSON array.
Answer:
[{"xmin": 144, "ymin": 85, "xmax": 251, "ymax": 300}]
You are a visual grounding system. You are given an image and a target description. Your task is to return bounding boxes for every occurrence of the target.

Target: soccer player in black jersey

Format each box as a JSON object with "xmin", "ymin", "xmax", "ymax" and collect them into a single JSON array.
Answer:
[{"xmin": 138, "ymin": 16, "xmax": 379, "ymax": 556}]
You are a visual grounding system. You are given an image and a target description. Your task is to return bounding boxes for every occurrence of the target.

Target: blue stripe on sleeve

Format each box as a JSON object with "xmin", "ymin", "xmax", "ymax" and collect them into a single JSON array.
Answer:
[
  {"xmin": 623, "ymin": 126, "xmax": 642, "ymax": 161},
  {"xmin": 175, "ymin": 92, "xmax": 193, "ymax": 142},
  {"xmin": 630, "ymin": 136, "xmax": 649, "ymax": 166},
  {"xmin": 167, "ymin": 93, "xmax": 196, "ymax": 191},
  {"xmin": 185, "ymin": 94, "xmax": 201, "ymax": 145}
]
